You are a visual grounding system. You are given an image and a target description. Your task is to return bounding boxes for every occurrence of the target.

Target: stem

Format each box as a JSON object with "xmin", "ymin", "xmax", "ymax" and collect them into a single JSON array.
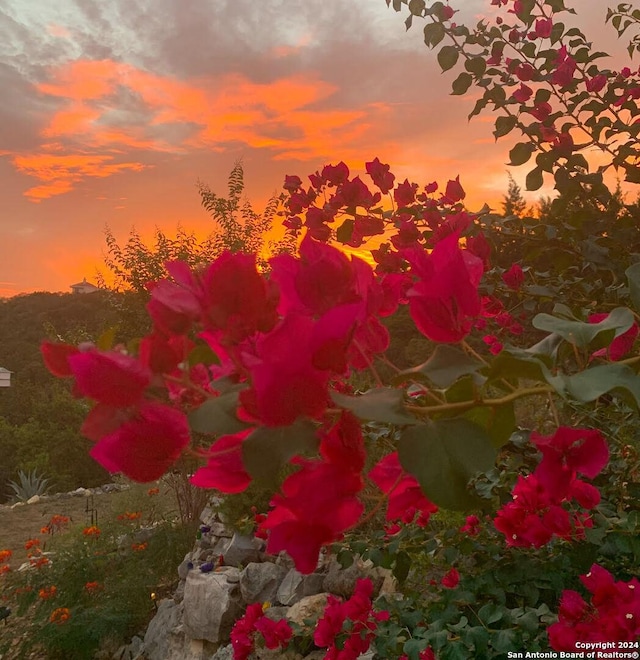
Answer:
[{"xmin": 406, "ymin": 385, "xmax": 554, "ymax": 417}]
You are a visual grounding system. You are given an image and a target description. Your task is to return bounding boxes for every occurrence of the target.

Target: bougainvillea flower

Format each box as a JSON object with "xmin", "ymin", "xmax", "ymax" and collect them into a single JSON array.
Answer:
[
  {"xmin": 147, "ymin": 277, "xmax": 201, "ymax": 336},
  {"xmin": 271, "ymin": 234, "xmax": 359, "ymax": 317},
  {"xmin": 332, "ymin": 176, "xmax": 381, "ymax": 210},
  {"xmin": 404, "ymin": 232, "xmax": 483, "ymax": 343},
  {"xmin": 502, "ymin": 263, "xmax": 525, "ymax": 290},
  {"xmin": 441, "ymin": 568, "xmax": 460, "ymax": 589},
  {"xmin": 90, "ymin": 402, "xmax": 190, "ymax": 482},
  {"xmin": 190, "ymin": 429, "xmax": 252, "ymax": 493},
  {"xmin": 369, "ymin": 452, "xmax": 438, "ymax": 525},
  {"xmin": 394, "ymin": 179, "xmax": 418, "ymax": 207},
  {"xmin": 283, "ymin": 174, "xmax": 302, "ymax": 192},
  {"xmin": 41, "ymin": 341, "xmax": 80, "ymax": 377},
  {"xmin": 549, "ymin": 566, "xmax": 640, "ymax": 651},
  {"xmin": 68, "ymin": 349, "xmax": 151, "ymax": 407},
  {"xmin": 533, "ymin": 17, "xmax": 553, "ymax": 38},
  {"xmin": 589, "ymin": 312, "xmax": 639, "ymax": 361},
  {"xmin": 199, "ymin": 251, "xmax": 279, "ymax": 344},
  {"xmin": 261, "ymin": 458, "xmax": 364, "ymax": 573},
  {"xmin": 513, "ymin": 83, "xmax": 533, "ymax": 103},
  {"xmin": 586, "ymin": 74, "xmax": 607, "ymax": 93},
  {"xmin": 254, "ymin": 617, "xmax": 293, "ymax": 650},
  {"xmin": 531, "ymin": 427, "xmax": 609, "ymax": 500},
  {"xmin": 365, "ymin": 157, "xmax": 396, "ymax": 194},
  {"xmin": 81, "ymin": 403, "xmax": 133, "ymax": 442},
  {"xmin": 465, "ymin": 233, "xmax": 491, "ymax": 270},
  {"xmin": 241, "ymin": 308, "xmax": 359, "ymax": 426},
  {"xmin": 319, "ymin": 412, "xmax": 366, "ymax": 473},
  {"xmin": 443, "ymin": 176, "xmax": 465, "ymax": 204},
  {"xmin": 322, "ymin": 161, "xmax": 350, "ymax": 186},
  {"xmin": 138, "ymin": 332, "xmax": 192, "ymax": 374}
]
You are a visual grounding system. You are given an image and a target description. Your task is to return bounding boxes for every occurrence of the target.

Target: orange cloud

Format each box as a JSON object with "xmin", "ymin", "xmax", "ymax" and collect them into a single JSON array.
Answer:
[
  {"xmin": 13, "ymin": 153, "xmax": 146, "ymax": 201},
  {"xmin": 12, "ymin": 58, "xmax": 407, "ymax": 201}
]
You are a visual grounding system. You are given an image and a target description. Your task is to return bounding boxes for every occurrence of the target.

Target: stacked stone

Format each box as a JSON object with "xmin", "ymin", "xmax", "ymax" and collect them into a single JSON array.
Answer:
[{"xmin": 118, "ymin": 503, "xmax": 393, "ymax": 660}]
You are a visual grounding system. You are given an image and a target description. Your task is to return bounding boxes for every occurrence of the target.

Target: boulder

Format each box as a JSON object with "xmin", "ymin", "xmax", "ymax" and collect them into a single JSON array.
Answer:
[
  {"xmin": 182, "ymin": 571, "xmax": 243, "ymax": 643},
  {"xmin": 286, "ymin": 593, "xmax": 331, "ymax": 627},
  {"xmin": 240, "ymin": 562, "xmax": 287, "ymax": 604}
]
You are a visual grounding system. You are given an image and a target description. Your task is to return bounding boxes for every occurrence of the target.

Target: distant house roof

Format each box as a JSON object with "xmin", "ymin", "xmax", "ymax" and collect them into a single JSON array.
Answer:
[
  {"xmin": 0, "ymin": 367, "xmax": 11, "ymax": 374},
  {"xmin": 70, "ymin": 277, "xmax": 100, "ymax": 293}
]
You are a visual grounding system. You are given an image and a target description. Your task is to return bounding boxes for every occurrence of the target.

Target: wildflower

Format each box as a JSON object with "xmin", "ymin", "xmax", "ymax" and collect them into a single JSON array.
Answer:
[
  {"xmin": 50, "ymin": 607, "xmax": 70, "ymax": 624},
  {"xmin": 39, "ymin": 586, "xmax": 57, "ymax": 600},
  {"xmin": 29, "ymin": 556, "xmax": 50, "ymax": 569},
  {"xmin": 24, "ymin": 539, "xmax": 40, "ymax": 551},
  {"xmin": 0, "ymin": 566, "xmax": 11, "ymax": 575},
  {"xmin": 117, "ymin": 511, "xmax": 142, "ymax": 521},
  {"xmin": 0, "ymin": 550, "xmax": 12, "ymax": 564},
  {"xmin": 84, "ymin": 581, "xmax": 104, "ymax": 594},
  {"xmin": 147, "ymin": 487, "xmax": 160, "ymax": 496},
  {"xmin": 83, "ymin": 526, "xmax": 101, "ymax": 538},
  {"xmin": 131, "ymin": 542, "xmax": 148, "ymax": 552}
]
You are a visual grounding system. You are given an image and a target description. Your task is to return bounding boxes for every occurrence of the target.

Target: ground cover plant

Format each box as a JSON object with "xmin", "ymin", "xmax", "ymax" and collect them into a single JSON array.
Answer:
[
  {"xmin": 9, "ymin": 0, "xmax": 640, "ymax": 657},
  {"xmin": 0, "ymin": 480, "xmax": 194, "ymax": 659}
]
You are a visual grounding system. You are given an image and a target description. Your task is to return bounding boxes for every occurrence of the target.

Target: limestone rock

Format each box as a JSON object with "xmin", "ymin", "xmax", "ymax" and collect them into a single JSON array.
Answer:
[
  {"xmin": 221, "ymin": 533, "xmax": 262, "ymax": 567},
  {"xmin": 276, "ymin": 569, "xmax": 325, "ymax": 606},
  {"xmin": 182, "ymin": 571, "xmax": 242, "ymax": 643},
  {"xmin": 286, "ymin": 593, "xmax": 330, "ymax": 627},
  {"xmin": 240, "ymin": 562, "xmax": 287, "ymax": 604},
  {"xmin": 140, "ymin": 599, "xmax": 183, "ymax": 660}
]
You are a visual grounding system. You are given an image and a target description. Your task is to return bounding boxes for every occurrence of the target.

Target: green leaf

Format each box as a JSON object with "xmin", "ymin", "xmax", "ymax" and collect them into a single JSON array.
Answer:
[
  {"xmin": 401, "ymin": 345, "xmax": 484, "ymax": 389},
  {"xmin": 398, "ymin": 419, "xmax": 497, "ymax": 510},
  {"xmin": 438, "ymin": 45, "xmax": 459, "ymax": 72},
  {"xmin": 558, "ymin": 364, "xmax": 640, "ymax": 408},
  {"xmin": 463, "ymin": 402, "xmax": 516, "ymax": 449},
  {"xmin": 188, "ymin": 389, "xmax": 251, "ymax": 436},
  {"xmin": 508, "ymin": 142, "xmax": 534, "ymax": 166},
  {"xmin": 424, "ymin": 22, "xmax": 445, "ymax": 48},
  {"xmin": 331, "ymin": 387, "xmax": 420, "ymax": 425},
  {"xmin": 465, "ymin": 57, "xmax": 486, "ymax": 77},
  {"xmin": 525, "ymin": 166, "xmax": 544, "ymax": 191},
  {"xmin": 336, "ymin": 218, "xmax": 354, "ymax": 244},
  {"xmin": 626, "ymin": 262, "xmax": 640, "ymax": 313},
  {"xmin": 494, "ymin": 115, "xmax": 517, "ymax": 139},
  {"xmin": 532, "ymin": 306, "xmax": 634, "ymax": 350},
  {"xmin": 242, "ymin": 420, "xmax": 319, "ymax": 484},
  {"xmin": 393, "ymin": 551, "xmax": 412, "ymax": 583},
  {"xmin": 408, "ymin": 0, "xmax": 425, "ymax": 15},
  {"xmin": 488, "ymin": 347, "xmax": 554, "ymax": 384},
  {"xmin": 451, "ymin": 72, "xmax": 473, "ymax": 95}
]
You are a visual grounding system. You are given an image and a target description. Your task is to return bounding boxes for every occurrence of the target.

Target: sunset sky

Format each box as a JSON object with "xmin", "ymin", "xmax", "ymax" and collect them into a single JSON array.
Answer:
[{"xmin": 0, "ymin": 0, "xmax": 616, "ymax": 297}]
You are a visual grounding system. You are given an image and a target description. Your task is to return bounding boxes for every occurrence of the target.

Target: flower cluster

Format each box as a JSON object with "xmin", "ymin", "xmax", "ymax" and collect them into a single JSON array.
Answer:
[
  {"xmin": 50, "ymin": 607, "xmax": 70, "ymax": 624},
  {"xmin": 40, "ymin": 514, "xmax": 70, "ymax": 535},
  {"xmin": 548, "ymin": 564, "xmax": 640, "ymax": 650},
  {"xmin": 314, "ymin": 578, "xmax": 389, "ymax": 660},
  {"xmin": 83, "ymin": 526, "xmax": 101, "ymax": 538},
  {"xmin": 38, "ymin": 586, "xmax": 57, "ymax": 600},
  {"xmin": 494, "ymin": 427, "xmax": 608, "ymax": 547},
  {"xmin": 230, "ymin": 603, "xmax": 293, "ymax": 660}
]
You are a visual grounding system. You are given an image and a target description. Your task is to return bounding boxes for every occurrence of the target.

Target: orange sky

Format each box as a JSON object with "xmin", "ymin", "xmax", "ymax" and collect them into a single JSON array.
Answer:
[{"xmin": 0, "ymin": 0, "xmax": 625, "ymax": 297}]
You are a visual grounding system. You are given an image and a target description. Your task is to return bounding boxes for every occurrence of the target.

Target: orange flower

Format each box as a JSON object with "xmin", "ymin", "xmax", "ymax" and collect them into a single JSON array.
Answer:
[
  {"xmin": 147, "ymin": 487, "xmax": 160, "ymax": 496},
  {"xmin": 24, "ymin": 539, "xmax": 40, "ymax": 550},
  {"xmin": 84, "ymin": 581, "xmax": 104, "ymax": 593},
  {"xmin": 0, "ymin": 550, "xmax": 12, "ymax": 564},
  {"xmin": 0, "ymin": 565, "xmax": 11, "ymax": 575},
  {"xmin": 50, "ymin": 607, "xmax": 70, "ymax": 624},
  {"xmin": 131, "ymin": 542, "xmax": 148, "ymax": 552},
  {"xmin": 29, "ymin": 556, "xmax": 50, "ymax": 569},
  {"xmin": 39, "ymin": 585, "xmax": 57, "ymax": 600},
  {"xmin": 117, "ymin": 511, "xmax": 142, "ymax": 521},
  {"xmin": 40, "ymin": 526, "xmax": 50, "ymax": 534},
  {"xmin": 83, "ymin": 526, "xmax": 101, "ymax": 538}
]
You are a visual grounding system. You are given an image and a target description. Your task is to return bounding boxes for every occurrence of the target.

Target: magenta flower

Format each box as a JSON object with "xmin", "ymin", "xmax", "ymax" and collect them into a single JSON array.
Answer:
[
  {"xmin": 404, "ymin": 232, "xmax": 483, "ymax": 343},
  {"xmin": 90, "ymin": 402, "xmax": 190, "ymax": 482}
]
